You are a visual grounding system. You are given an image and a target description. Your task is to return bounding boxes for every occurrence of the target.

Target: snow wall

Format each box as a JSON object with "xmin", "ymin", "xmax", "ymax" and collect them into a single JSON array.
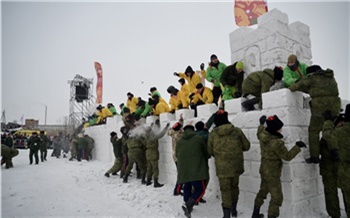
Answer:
[{"xmin": 85, "ymin": 9, "xmax": 349, "ymax": 217}]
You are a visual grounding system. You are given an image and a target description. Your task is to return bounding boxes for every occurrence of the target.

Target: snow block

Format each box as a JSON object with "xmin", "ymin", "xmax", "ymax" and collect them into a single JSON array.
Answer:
[
  {"xmin": 175, "ymin": 109, "xmax": 194, "ymax": 120},
  {"xmin": 224, "ymin": 98, "xmax": 245, "ymax": 114},
  {"xmin": 159, "ymin": 112, "xmax": 175, "ymax": 123},
  {"xmin": 197, "ymin": 103, "xmax": 218, "ymax": 118},
  {"xmin": 262, "ymin": 88, "xmax": 304, "ymax": 109},
  {"xmin": 258, "ymin": 8, "xmax": 289, "ymax": 26}
]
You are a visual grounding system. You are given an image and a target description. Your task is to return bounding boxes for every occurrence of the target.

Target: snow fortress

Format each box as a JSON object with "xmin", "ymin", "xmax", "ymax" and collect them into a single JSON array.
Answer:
[{"xmin": 85, "ymin": 9, "xmax": 349, "ymax": 217}]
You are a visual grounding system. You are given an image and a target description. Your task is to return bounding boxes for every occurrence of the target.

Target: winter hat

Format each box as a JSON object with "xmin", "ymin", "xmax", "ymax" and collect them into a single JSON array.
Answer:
[
  {"xmin": 214, "ymin": 109, "xmax": 230, "ymax": 127},
  {"xmin": 210, "ymin": 54, "xmax": 218, "ymax": 60},
  {"xmin": 185, "ymin": 66, "xmax": 194, "ymax": 74},
  {"xmin": 236, "ymin": 61, "xmax": 244, "ymax": 70},
  {"xmin": 274, "ymin": 66, "xmax": 284, "ymax": 81},
  {"xmin": 137, "ymin": 99, "xmax": 146, "ymax": 107},
  {"xmin": 345, "ymin": 104, "xmax": 350, "ymax": 122},
  {"xmin": 96, "ymin": 105, "xmax": 103, "ymax": 110},
  {"xmin": 167, "ymin": 85, "xmax": 176, "ymax": 94},
  {"xmin": 266, "ymin": 115, "xmax": 284, "ymax": 132},
  {"xmin": 110, "ymin": 132, "xmax": 117, "ymax": 137},
  {"xmin": 119, "ymin": 103, "xmax": 124, "ymax": 109},
  {"xmin": 148, "ymin": 98, "xmax": 156, "ymax": 106},
  {"xmin": 178, "ymin": 78, "xmax": 185, "ymax": 84},
  {"xmin": 306, "ymin": 65, "xmax": 323, "ymax": 74},
  {"xmin": 172, "ymin": 122, "xmax": 182, "ymax": 131},
  {"xmin": 287, "ymin": 54, "xmax": 297, "ymax": 63},
  {"xmin": 195, "ymin": 121, "xmax": 205, "ymax": 131},
  {"xmin": 150, "ymin": 87, "xmax": 157, "ymax": 93},
  {"xmin": 196, "ymin": 83, "xmax": 204, "ymax": 89},
  {"xmin": 183, "ymin": 125, "xmax": 195, "ymax": 131},
  {"xmin": 127, "ymin": 92, "xmax": 133, "ymax": 96}
]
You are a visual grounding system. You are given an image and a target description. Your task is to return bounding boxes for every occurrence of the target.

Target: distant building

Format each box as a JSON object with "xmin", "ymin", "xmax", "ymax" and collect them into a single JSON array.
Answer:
[{"xmin": 24, "ymin": 119, "xmax": 39, "ymax": 129}]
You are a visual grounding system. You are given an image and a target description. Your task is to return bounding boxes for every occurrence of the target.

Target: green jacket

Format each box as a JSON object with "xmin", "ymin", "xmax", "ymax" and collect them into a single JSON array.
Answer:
[
  {"xmin": 176, "ymin": 128, "xmax": 209, "ymax": 183},
  {"xmin": 141, "ymin": 102, "xmax": 152, "ymax": 117},
  {"xmin": 77, "ymin": 137, "xmax": 88, "ymax": 149},
  {"xmin": 283, "ymin": 62, "xmax": 308, "ymax": 87},
  {"xmin": 110, "ymin": 135, "xmax": 122, "ymax": 159},
  {"xmin": 108, "ymin": 106, "xmax": 118, "ymax": 115},
  {"xmin": 220, "ymin": 62, "xmax": 244, "ymax": 93},
  {"xmin": 242, "ymin": 69, "xmax": 274, "ymax": 97},
  {"xmin": 257, "ymin": 125, "xmax": 301, "ymax": 178},
  {"xmin": 39, "ymin": 133, "xmax": 49, "ymax": 149},
  {"xmin": 322, "ymin": 120, "xmax": 350, "ymax": 190},
  {"xmin": 208, "ymin": 123, "xmax": 250, "ymax": 178},
  {"xmin": 289, "ymin": 69, "xmax": 340, "ymax": 117},
  {"xmin": 206, "ymin": 62, "xmax": 227, "ymax": 87},
  {"xmin": 145, "ymin": 126, "xmax": 168, "ymax": 161}
]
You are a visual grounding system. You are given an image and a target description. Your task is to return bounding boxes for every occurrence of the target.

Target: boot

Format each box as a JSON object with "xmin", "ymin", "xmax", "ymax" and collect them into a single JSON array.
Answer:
[
  {"xmin": 252, "ymin": 205, "xmax": 264, "ymax": 218},
  {"xmin": 146, "ymin": 177, "xmax": 152, "ymax": 186},
  {"xmin": 104, "ymin": 172, "xmax": 110, "ymax": 178},
  {"xmin": 182, "ymin": 198, "xmax": 196, "ymax": 218},
  {"xmin": 305, "ymin": 156, "xmax": 320, "ymax": 164},
  {"xmin": 111, "ymin": 172, "xmax": 118, "ymax": 176},
  {"xmin": 223, "ymin": 207, "xmax": 231, "ymax": 218},
  {"xmin": 267, "ymin": 216, "xmax": 276, "ymax": 218},
  {"xmin": 232, "ymin": 202, "xmax": 237, "ymax": 217},
  {"xmin": 154, "ymin": 178, "xmax": 164, "ymax": 188},
  {"xmin": 242, "ymin": 98, "xmax": 258, "ymax": 111},
  {"xmin": 120, "ymin": 171, "xmax": 125, "ymax": 179},
  {"xmin": 141, "ymin": 175, "xmax": 146, "ymax": 185},
  {"xmin": 1, "ymin": 158, "xmax": 5, "ymax": 166},
  {"xmin": 123, "ymin": 174, "xmax": 129, "ymax": 183}
]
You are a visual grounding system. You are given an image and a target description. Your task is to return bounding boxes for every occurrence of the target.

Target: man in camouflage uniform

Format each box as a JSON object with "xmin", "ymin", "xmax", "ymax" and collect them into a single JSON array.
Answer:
[
  {"xmin": 289, "ymin": 65, "xmax": 341, "ymax": 163},
  {"xmin": 39, "ymin": 131, "xmax": 49, "ymax": 162},
  {"xmin": 1, "ymin": 144, "xmax": 19, "ymax": 168},
  {"xmin": 120, "ymin": 126, "xmax": 129, "ymax": 179},
  {"xmin": 208, "ymin": 110, "xmax": 250, "ymax": 218},
  {"xmin": 69, "ymin": 133, "xmax": 78, "ymax": 161},
  {"xmin": 252, "ymin": 115, "xmax": 305, "ymax": 218},
  {"xmin": 144, "ymin": 123, "xmax": 170, "ymax": 188},
  {"xmin": 105, "ymin": 132, "xmax": 123, "ymax": 178},
  {"xmin": 85, "ymin": 134, "xmax": 94, "ymax": 160},
  {"xmin": 167, "ymin": 115, "xmax": 184, "ymax": 195},
  {"xmin": 241, "ymin": 66, "xmax": 284, "ymax": 111},
  {"xmin": 123, "ymin": 127, "xmax": 147, "ymax": 184},
  {"xmin": 220, "ymin": 61, "xmax": 245, "ymax": 100},
  {"xmin": 77, "ymin": 133, "xmax": 88, "ymax": 161},
  {"xmin": 322, "ymin": 104, "xmax": 350, "ymax": 217},
  {"xmin": 27, "ymin": 132, "xmax": 42, "ymax": 165}
]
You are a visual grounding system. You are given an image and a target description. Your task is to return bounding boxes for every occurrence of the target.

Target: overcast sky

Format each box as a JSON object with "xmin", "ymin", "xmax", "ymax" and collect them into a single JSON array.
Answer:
[{"xmin": 2, "ymin": 1, "xmax": 349, "ymax": 125}]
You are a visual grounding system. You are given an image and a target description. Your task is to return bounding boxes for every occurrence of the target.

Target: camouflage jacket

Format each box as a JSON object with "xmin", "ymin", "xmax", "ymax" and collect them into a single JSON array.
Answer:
[
  {"xmin": 208, "ymin": 123, "xmax": 250, "ymax": 178},
  {"xmin": 322, "ymin": 120, "xmax": 350, "ymax": 190},
  {"xmin": 167, "ymin": 128, "xmax": 183, "ymax": 162},
  {"xmin": 145, "ymin": 126, "xmax": 168, "ymax": 161},
  {"xmin": 242, "ymin": 69, "xmax": 274, "ymax": 96},
  {"xmin": 127, "ymin": 136, "xmax": 146, "ymax": 156},
  {"xmin": 110, "ymin": 134, "xmax": 122, "ymax": 159},
  {"xmin": 257, "ymin": 125, "xmax": 301, "ymax": 178},
  {"xmin": 289, "ymin": 69, "xmax": 340, "ymax": 116}
]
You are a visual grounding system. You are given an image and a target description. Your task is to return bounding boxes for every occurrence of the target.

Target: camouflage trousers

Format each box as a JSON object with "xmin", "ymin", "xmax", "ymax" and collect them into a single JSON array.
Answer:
[
  {"xmin": 1, "ymin": 146, "xmax": 19, "ymax": 167},
  {"xmin": 146, "ymin": 159, "xmax": 159, "ymax": 180},
  {"xmin": 107, "ymin": 157, "xmax": 123, "ymax": 174},
  {"xmin": 254, "ymin": 177, "xmax": 283, "ymax": 217},
  {"xmin": 70, "ymin": 144, "xmax": 77, "ymax": 158},
  {"xmin": 125, "ymin": 149, "xmax": 146, "ymax": 178},
  {"xmin": 218, "ymin": 176, "xmax": 240, "ymax": 209},
  {"xmin": 308, "ymin": 115, "xmax": 325, "ymax": 158},
  {"xmin": 322, "ymin": 174, "xmax": 341, "ymax": 218}
]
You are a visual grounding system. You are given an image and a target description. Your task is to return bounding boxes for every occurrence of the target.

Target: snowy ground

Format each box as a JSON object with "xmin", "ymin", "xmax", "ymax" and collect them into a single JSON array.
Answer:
[{"xmin": 2, "ymin": 149, "xmax": 255, "ymax": 218}]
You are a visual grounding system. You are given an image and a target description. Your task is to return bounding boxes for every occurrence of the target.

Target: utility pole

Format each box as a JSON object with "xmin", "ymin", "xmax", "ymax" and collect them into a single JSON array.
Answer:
[{"xmin": 45, "ymin": 105, "xmax": 47, "ymax": 125}]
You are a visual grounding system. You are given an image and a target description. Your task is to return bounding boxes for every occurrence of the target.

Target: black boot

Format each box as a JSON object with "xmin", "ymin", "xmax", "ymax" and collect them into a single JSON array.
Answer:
[
  {"xmin": 120, "ymin": 171, "xmax": 125, "ymax": 179},
  {"xmin": 182, "ymin": 198, "xmax": 196, "ymax": 218},
  {"xmin": 252, "ymin": 205, "xmax": 264, "ymax": 218},
  {"xmin": 104, "ymin": 172, "xmax": 110, "ymax": 178},
  {"xmin": 267, "ymin": 216, "xmax": 276, "ymax": 218},
  {"xmin": 146, "ymin": 177, "xmax": 152, "ymax": 186},
  {"xmin": 154, "ymin": 178, "xmax": 164, "ymax": 188},
  {"xmin": 141, "ymin": 175, "xmax": 146, "ymax": 185},
  {"xmin": 242, "ymin": 98, "xmax": 259, "ymax": 111},
  {"xmin": 305, "ymin": 156, "xmax": 320, "ymax": 164},
  {"xmin": 223, "ymin": 207, "xmax": 231, "ymax": 218},
  {"xmin": 123, "ymin": 174, "xmax": 129, "ymax": 183},
  {"xmin": 232, "ymin": 202, "xmax": 237, "ymax": 217}
]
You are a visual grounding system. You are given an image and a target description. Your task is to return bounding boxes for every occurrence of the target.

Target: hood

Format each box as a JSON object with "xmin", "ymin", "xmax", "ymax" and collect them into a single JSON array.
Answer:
[
  {"xmin": 263, "ymin": 68, "xmax": 274, "ymax": 80},
  {"xmin": 216, "ymin": 123, "xmax": 235, "ymax": 136},
  {"xmin": 307, "ymin": 68, "xmax": 334, "ymax": 78},
  {"xmin": 181, "ymin": 128, "xmax": 197, "ymax": 140},
  {"xmin": 259, "ymin": 128, "xmax": 283, "ymax": 143}
]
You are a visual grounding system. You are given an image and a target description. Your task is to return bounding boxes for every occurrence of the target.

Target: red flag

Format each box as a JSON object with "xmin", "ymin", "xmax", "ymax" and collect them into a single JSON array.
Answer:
[
  {"xmin": 95, "ymin": 62, "xmax": 103, "ymax": 104},
  {"xmin": 234, "ymin": 0, "xmax": 268, "ymax": 27}
]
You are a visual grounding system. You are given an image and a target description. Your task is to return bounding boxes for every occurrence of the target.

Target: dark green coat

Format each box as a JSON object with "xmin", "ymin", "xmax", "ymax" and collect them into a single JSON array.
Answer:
[
  {"xmin": 322, "ymin": 120, "xmax": 350, "ymax": 190},
  {"xmin": 127, "ymin": 135, "xmax": 146, "ymax": 156},
  {"xmin": 39, "ymin": 133, "xmax": 49, "ymax": 150},
  {"xmin": 27, "ymin": 136, "xmax": 42, "ymax": 150},
  {"xmin": 242, "ymin": 69, "xmax": 274, "ymax": 97},
  {"xmin": 77, "ymin": 137, "xmax": 88, "ymax": 149},
  {"xmin": 220, "ymin": 62, "xmax": 244, "ymax": 92},
  {"xmin": 289, "ymin": 69, "xmax": 341, "ymax": 117},
  {"xmin": 145, "ymin": 127, "xmax": 168, "ymax": 161},
  {"xmin": 110, "ymin": 135, "xmax": 122, "ymax": 159},
  {"xmin": 176, "ymin": 128, "xmax": 209, "ymax": 183},
  {"xmin": 257, "ymin": 125, "xmax": 301, "ymax": 178},
  {"xmin": 208, "ymin": 123, "xmax": 250, "ymax": 178}
]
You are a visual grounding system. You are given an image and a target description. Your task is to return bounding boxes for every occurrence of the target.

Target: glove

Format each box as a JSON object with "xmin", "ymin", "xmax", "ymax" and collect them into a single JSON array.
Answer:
[
  {"xmin": 330, "ymin": 149, "xmax": 340, "ymax": 161},
  {"xmin": 323, "ymin": 110, "xmax": 333, "ymax": 121},
  {"xmin": 173, "ymin": 72, "xmax": 179, "ymax": 77},
  {"xmin": 296, "ymin": 141, "xmax": 306, "ymax": 148},
  {"xmin": 166, "ymin": 123, "xmax": 170, "ymax": 128},
  {"xmin": 259, "ymin": 115, "xmax": 267, "ymax": 125},
  {"xmin": 200, "ymin": 63, "xmax": 205, "ymax": 71},
  {"xmin": 234, "ymin": 92, "xmax": 242, "ymax": 98},
  {"xmin": 189, "ymin": 93, "xmax": 195, "ymax": 100}
]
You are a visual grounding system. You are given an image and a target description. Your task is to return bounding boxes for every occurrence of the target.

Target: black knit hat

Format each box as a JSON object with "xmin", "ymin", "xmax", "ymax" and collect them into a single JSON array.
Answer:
[
  {"xmin": 127, "ymin": 92, "xmax": 133, "ymax": 96},
  {"xmin": 150, "ymin": 87, "xmax": 157, "ymax": 92},
  {"xmin": 274, "ymin": 66, "xmax": 283, "ymax": 81},
  {"xmin": 214, "ymin": 110, "xmax": 230, "ymax": 127},
  {"xmin": 167, "ymin": 85, "xmax": 176, "ymax": 94},
  {"xmin": 96, "ymin": 105, "xmax": 103, "ymax": 110},
  {"xmin": 266, "ymin": 115, "xmax": 284, "ymax": 132},
  {"xmin": 185, "ymin": 66, "xmax": 194, "ymax": 74},
  {"xmin": 148, "ymin": 98, "xmax": 156, "ymax": 106},
  {"xmin": 196, "ymin": 83, "xmax": 204, "ymax": 89},
  {"xmin": 345, "ymin": 104, "xmax": 350, "ymax": 122},
  {"xmin": 210, "ymin": 54, "xmax": 218, "ymax": 60},
  {"xmin": 195, "ymin": 121, "xmax": 205, "ymax": 130},
  {"xmin": 110, "ymin": 131, "xmax": 117, "ymax": 137},
  {"xmin": 183, "ymin": 125, "xmax": 195, "ymax": 131},
  {"xmin": 178, "ymin": 78, "xmax": 185, "ymax": 84},
  {"xmin": 306, "ymin": 65, "xmax": 323, "ymax": 74}
]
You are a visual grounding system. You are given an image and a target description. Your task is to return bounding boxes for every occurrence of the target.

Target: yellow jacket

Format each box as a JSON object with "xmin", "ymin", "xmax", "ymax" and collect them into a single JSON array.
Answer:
[
  {"xmin": 181, "ymin": 83, "xmax": 191, "ymax": 98},
  {"xmin": 179, "ymin": 72, "xmax": 202, "ymax": 93},
  {"xmin": 127, "ymin": 96, "xmax": 139, "ymax": 113},
  {"xmin": 153, "ymin": 101, "xmax": 170, "ymax": 115},
  {"xmin": 191, "ymin": 87, "xmax": 214, "ymax": 105},
  {"xmin": 97, "ymin": 107, "xmax": 113, "ymax": 124},
  {"xmin": 169, "ymin": 91, "xmax": 189, "ymax": 111}
]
